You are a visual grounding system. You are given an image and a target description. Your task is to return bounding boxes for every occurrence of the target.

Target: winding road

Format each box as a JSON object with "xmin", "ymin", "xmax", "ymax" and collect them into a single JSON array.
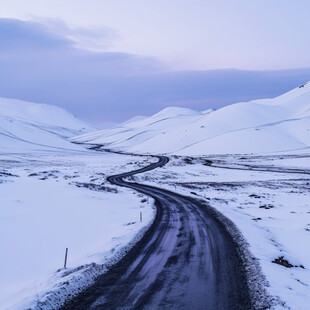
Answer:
[{"xmin": 61, "ymin": 155, "xmax": 251, "ymax": 309}]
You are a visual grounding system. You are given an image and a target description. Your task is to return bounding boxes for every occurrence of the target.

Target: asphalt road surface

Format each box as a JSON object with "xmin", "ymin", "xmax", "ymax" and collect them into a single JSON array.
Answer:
[{"xmin": 61, "ymin": 155, "xmax": 251, "ymax": 309}]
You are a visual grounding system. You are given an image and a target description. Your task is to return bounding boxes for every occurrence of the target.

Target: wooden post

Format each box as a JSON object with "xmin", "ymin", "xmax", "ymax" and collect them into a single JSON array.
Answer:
[
  {"xmin": 140, "ymin": 211, "xmax": 142, "ymax": 222},
  {"xmin": 64, "ymin": 248, "xmax": 68, "ymax": 269}
]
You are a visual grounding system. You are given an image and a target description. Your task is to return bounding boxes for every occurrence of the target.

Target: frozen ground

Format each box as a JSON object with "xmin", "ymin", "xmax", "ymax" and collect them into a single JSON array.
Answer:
[
  {"xmin": 0, "ymin": 149, "xmax": 157, "ymax": 310},
  {"xmin": 131, "ymin": 152, "xmax": 310, "ymax": 310}
]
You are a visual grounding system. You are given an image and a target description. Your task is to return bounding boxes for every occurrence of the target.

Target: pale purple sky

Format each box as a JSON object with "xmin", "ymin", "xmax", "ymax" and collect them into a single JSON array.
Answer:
[
  {"xmin": 1, "ymin": 0, "xmax": 310, "ymax": 71},
  {"xmin": 0, "ymin": 1, "xmax": 310, "ymax": 127}
]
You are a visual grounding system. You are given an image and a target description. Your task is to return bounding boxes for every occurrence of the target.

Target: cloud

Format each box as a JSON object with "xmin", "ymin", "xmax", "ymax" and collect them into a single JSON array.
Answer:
[
  {"xmin": 36, "ymin": 17, "xmax": 120, "ymax": 51},
  {"xmin": 0, "ymin": 18, "xmax": 71, "ymax": 50},
  {"xmin": 0, "ymin": 18, "xmax": 310, "ymax": 128},
  {"xmin": 0, "ymin": 17, "xmax": 119, "ymax": 52},
  {"xmin": 0, "ymin": 18, "xmax": 163, "ymax": 72}
]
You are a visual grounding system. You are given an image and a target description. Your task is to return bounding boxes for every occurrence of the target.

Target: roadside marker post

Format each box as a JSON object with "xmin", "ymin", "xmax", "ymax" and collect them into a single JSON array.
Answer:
[{"xmin": 64, "ymin": 247, "xmax": 68, "ymax": 269}]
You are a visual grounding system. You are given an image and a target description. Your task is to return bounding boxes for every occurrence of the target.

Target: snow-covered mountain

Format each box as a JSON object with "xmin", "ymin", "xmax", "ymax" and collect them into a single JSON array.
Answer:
[
  {"xmin": 0, "ymin": 97, "xmax": 95, "ymax": 153},
  {"xmin": 72, "ymin": 82, "xmax": 310, "ymax": 155}
]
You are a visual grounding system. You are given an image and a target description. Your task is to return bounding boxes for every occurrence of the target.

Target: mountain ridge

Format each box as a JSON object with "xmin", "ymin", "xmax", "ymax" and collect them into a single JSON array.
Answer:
[
  {"xmin": 71, "ymin": 82, "xmax": 310, "ymax": 155},
  {"xmin": 0, "ymin": 97, "xmax": 94, "ymax": 153}
]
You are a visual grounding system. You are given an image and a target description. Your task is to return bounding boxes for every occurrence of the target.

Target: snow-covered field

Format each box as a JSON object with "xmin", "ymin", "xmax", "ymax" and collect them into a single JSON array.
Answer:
[
  {"xmin": 131, "ymin": 153, "xmax": 310, "ymax": 310},
  {"xmin": 0, "ymin": 150, "xmax": 156, "ymax": 309}
]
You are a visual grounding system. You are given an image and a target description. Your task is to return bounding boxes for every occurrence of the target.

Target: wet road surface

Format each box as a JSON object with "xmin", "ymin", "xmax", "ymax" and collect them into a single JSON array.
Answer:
[{"xmin": 61, "ymin": 156, "xmax": 251, "ymax": 309}]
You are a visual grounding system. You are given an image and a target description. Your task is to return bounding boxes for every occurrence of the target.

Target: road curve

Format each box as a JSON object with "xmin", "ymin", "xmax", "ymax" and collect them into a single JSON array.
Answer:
[{"xmin": 61, "ymin": 155, "xmax": 251, "ymax": 309}]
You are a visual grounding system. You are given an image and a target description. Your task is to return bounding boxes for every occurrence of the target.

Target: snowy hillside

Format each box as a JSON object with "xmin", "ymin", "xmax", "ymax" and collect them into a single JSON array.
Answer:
[
  {"xmin": 0, "ymin": 97, "xmax": 95, "ymax": 153},
  {"xmin": 72, "ymin": 82, "xmax": 310, "ymax": 155}
]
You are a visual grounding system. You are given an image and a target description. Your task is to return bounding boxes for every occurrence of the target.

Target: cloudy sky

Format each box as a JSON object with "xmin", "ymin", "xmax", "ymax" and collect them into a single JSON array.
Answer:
[{"xmin": 1, "ymin": 0, "xmax": 310, "ymax": 127}]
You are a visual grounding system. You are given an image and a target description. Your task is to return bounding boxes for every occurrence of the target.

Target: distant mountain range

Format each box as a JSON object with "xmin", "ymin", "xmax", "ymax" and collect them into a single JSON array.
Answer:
[
  {"xmin": 72, "ymin": 82, "xmax": 310, "ymax": 155},
  {"xmin": 2, "ymin": 82, "xmax": 309, "ymax": 155}
]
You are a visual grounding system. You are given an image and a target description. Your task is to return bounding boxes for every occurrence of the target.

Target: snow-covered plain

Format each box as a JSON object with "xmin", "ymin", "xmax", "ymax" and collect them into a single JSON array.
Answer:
[{"xmin": 0, "ymin": 150, "xmax": 156, "ymax": 310}]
